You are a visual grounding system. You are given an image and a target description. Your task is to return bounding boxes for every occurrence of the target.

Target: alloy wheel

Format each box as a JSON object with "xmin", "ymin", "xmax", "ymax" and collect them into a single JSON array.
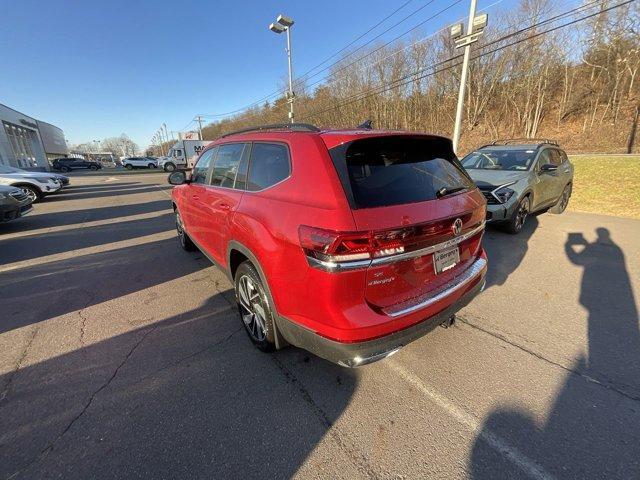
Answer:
[
  {"xmin": 515, "ymin": 197, "xmax": 530, "ymax": 231},
  {"xmin": 237, "ymin": 275, "xmax": 268, "ymax": 342},
  {"xmin": 559, "ymin": 186, "xmax": 570, "ymax": 211},
  {"xmin": 175, "ymin": 212, "xmax": 186, "ymax": 246},
  {"xmin": 21, "ymin": 187, "xmax": 38, "ymax": 202}
]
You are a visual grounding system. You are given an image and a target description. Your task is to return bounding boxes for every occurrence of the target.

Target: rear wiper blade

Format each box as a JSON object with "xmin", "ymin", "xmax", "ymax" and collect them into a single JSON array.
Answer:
[{"xmin": 436, "ymin": 186, "xmax": 467, "ymax": 198}]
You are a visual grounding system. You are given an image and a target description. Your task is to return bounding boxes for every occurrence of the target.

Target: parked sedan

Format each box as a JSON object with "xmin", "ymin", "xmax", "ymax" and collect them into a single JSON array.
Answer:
[
  {"xmin": 461, "ymin": 140, "xmax": 573, "ymax": 234},
  {"xmin": 0, "ymin": 185, "xmax": 33, "ymax": 223},
  {"xmin": 122, "ymin": 157, "xmax": 158, "ymax": 170},
  {"xmin": 52, "ymin": 158, "xmax": 102, "ymax": 172},
  {"xmin": 0, "ymin": 165, "xmax": 69, "ymax": 188}
]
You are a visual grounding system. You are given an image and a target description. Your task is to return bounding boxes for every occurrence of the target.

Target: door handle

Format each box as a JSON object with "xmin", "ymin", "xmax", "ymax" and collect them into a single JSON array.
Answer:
[
  {"xmin": 192, "ymin": 195, "xmax": 200, "ymax": 201},
  {"xmin": 219, "ymin": 203, "xmax": 231, "ymax": 211}
]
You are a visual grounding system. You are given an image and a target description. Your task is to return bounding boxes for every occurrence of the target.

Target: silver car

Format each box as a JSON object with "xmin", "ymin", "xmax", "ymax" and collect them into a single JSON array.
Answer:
[{"xmin": 461, "ymin": 140, "xmax": 573, "ymax": 234}]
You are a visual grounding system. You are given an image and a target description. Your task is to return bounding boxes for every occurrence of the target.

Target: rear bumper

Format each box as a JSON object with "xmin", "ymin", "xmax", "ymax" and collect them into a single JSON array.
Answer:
[{"xmin": 276, "ymin": 257, "xmax": 486, "ymax": 367}]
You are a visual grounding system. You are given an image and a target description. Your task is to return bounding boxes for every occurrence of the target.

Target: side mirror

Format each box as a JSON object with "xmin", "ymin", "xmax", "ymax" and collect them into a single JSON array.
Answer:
[
  {"xmin": 540, "ymin": 163, "xmax": 558, "ymax": 173},
  {"xmin": 168, "ymin": 170, "xmax": 188, "ymax": 185}
]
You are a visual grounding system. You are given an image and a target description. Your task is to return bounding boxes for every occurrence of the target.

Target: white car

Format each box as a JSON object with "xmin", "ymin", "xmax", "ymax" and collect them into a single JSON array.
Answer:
[
  {"xmin": 0, "ymin": 171, "xmax": 62, "ymax": 202},
  {"xmin": 122, "ymin": 157, "xmax": 158, "ymax": 170}
]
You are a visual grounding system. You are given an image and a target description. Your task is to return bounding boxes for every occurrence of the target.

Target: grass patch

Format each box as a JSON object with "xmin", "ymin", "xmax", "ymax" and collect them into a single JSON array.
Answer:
[{"xmin": 568, "ymin": 155, "xmax": 640, "ymax": 219}]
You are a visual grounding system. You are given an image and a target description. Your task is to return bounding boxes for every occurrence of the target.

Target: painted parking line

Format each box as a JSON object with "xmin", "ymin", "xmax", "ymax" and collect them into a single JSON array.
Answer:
[{"xmin": 388, "ymin": 360, "xmax": 556, "ymax": 480}]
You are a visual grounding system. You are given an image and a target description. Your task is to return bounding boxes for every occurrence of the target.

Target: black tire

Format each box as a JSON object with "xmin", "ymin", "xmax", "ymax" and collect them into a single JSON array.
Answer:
[
  {"xmin": 89, "ymin": 164, "xmax": 98, "ymax": 171},
  {"xmin": 234, "ymin": 261, "xmax": 276, "ymax": 352},
  {"xmin": 18, "ymin": 185, "xmax": 43, "ymax": 203},
  {"xmin": 175, "ymin": 209, "xmax": 196, "ymax": 251},
  {"xmin": 164, "ymin": 163, "xmax": 176, "ymax": 172},
  {"xmin": 125, "ymin": 164, "xmax": 133, "ymax": 170},
  {"xmin": 505, "ymin": 195, "xmax": 530, "ymax": 234},
  {"xmin": 148, "ymin": 163, "xmax": 157, "ymax": 169},
  {"xmin": 550, "ymin": 184, "xmax": 571, "ymax": 214}
]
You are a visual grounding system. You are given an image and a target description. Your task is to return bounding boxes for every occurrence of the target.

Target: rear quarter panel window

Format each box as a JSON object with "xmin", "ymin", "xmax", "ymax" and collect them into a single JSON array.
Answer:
[{"xmin": 247, "ymin": 143, "xmax": 290, "ymax": 191}]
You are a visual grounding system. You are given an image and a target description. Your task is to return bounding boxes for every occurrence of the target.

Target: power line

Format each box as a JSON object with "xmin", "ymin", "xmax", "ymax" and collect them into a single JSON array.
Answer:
[
  {"xmin": 303, "ymin": 0, "xmax": 633, "ymax": 121},
  {"xmin": 284, "ymin": 0, "xmax": 465, "ymax": 101},
  {"xmin": 197, "ymin": 0, "xmax": 457, "ymax": 120},
  {"xmin": 289, "ymin": 0, "xmax": 417, "ymax": 81},
  {"xmin": 301, "ymin": 0, "xmax": 600, "ymax": 97}
]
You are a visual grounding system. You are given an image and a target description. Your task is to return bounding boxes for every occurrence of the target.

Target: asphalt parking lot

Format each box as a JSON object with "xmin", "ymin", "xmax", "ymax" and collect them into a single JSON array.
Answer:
[{"xmin": 1, "ymin": 171, "xmax": 639, "ymax": 479}]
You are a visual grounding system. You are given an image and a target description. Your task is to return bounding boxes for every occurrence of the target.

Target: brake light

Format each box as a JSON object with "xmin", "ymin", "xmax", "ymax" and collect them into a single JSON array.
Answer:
[{"xmin": 299, "ymin": 225, "xmax": 405, "ymax": 264}]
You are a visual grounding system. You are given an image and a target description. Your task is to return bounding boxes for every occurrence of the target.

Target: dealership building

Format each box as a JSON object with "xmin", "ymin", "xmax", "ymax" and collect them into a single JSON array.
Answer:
[{"xmin": 0, "ymin": 103, "xmax": 68, "ymax": 171}]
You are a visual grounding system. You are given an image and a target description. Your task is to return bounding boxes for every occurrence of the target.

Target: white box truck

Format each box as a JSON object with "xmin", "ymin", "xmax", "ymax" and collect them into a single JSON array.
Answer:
[{"xmin": 159, "ymin": 140, "xmax": 211, "ymax": 172}]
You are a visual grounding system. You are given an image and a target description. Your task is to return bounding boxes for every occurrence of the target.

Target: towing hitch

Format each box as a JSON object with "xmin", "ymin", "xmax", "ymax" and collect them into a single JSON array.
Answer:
[{"xmin": 440, "ymin": 315, "xmax": 456, "ymax": 329}]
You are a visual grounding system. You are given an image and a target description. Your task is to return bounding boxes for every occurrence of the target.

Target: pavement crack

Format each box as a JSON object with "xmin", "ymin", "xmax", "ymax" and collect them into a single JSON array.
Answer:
[
  {"xmin": 77, "ymin": 289, "xmax": 97, "ymax": 348},
  {"xmin": 270, "ymin": 356, "xmax": 379, "ymax": 480},
  {"xmin": 8, "ymin": 325, "xmax": 158, "ymax": 479},
  {"xmin": 458, "ymin": 315, "xmax": 640, "ymax": 403},
  {"xmin": 128, "ymin": 325, "xmax": 242, "ymax": 387},
  {"xmin": 0, "ymin": 325, "xmax": 39, "ymax": 404}
]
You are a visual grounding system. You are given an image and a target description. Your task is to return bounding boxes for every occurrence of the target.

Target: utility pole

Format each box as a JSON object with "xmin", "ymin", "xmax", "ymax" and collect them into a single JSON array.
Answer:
[
  {"xmin": 162, "ymin": 123, "xmax": 170, "ymax": 146},
  {"xmin": 451, "ymin": 2, "xmax": 488, "ymax": 155},
  {"xmin": 195, "ymin": 116, "xmax": 204, "ymax": 140}
]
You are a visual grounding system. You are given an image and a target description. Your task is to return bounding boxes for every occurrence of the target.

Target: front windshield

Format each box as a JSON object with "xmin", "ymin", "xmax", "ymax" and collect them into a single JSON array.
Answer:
[
  {"xmin": 461, "ymin": 149, "xmax": 536, "ymax": 171},
  {"xmin": 0, "ymin": 165, "xmax": 23, "ymax": 174}
]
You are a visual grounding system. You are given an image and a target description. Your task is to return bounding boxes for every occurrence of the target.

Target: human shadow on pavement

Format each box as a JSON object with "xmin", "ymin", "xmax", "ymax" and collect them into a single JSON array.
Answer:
[
  {"xmin": 0, "ymin": 295, "xmax": 357, "ymax": 479},
  {"xmin": 469, "ymin": 228, "xmax": 640, "ymax": 478},
  {"xmin": 482, "ymin": 216, "xmax": 539, "ymax": 289}
]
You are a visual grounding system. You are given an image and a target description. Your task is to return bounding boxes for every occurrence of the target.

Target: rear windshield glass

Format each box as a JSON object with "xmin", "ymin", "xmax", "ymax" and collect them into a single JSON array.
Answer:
[{"xmin": 329, "ymin": 136, "xmax": 474, "ymax": 209}]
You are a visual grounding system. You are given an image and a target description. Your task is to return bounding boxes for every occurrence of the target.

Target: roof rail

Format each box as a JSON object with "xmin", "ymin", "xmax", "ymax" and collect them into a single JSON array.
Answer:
[
  {"xmin": 219, "ymin": 123, "xmax": 321, "ymax": 138},
  {"xmin": 485, "ymin": 138, "xmax": 559, "ymax": 147}
]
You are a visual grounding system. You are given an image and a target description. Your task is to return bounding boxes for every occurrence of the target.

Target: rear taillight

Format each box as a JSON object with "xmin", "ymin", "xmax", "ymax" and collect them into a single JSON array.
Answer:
[
  {"xmin": 299, "ymin": 226, "xmax": 406, "ymax": 265},
  {"xmin": 299, "ymin": 215, "xmax": 483, "ymax": 272}
]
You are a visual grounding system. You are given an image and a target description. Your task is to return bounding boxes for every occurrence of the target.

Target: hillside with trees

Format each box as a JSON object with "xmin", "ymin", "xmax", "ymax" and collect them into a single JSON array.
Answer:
[{"xmin": 198, "ymin": 0, "xmax": 639, "ymax": 154}]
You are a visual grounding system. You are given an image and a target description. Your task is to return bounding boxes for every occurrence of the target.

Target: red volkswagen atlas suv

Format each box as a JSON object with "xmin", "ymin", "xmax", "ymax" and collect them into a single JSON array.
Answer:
[{"xmin": 169, "ymin": 123, "xmax": 487, "ymax": 366}]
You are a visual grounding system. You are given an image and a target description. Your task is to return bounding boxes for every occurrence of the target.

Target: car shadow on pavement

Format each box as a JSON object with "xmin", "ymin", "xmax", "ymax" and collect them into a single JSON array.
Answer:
[
  {"xmin": 469, "ymin": 227, "xmax": 640, "ymax": 478},
  {"xmin": 61, "ymin": 182, "xmax": 142, "ymax": 191},
  {"xmin": 0, "ymin": 200, "xmax": 170, "ymax": 234},
  {"xmin": 45, "ymin": 186, "xmax": 172, "ymax": 201},
  {"xmin": 482, "ymin": 216, "xmax": 539, "ymax": 289},
  {"xmin": 0, "ymin": 234, "xmax": 206, "ymax": 333},
  {"xmin": 0, "ymin": 291, "xmax": 357, "ymax": 479},
  {"xmin": 0, "ymin": 213, "xmax": 174, "ymax": 266}
]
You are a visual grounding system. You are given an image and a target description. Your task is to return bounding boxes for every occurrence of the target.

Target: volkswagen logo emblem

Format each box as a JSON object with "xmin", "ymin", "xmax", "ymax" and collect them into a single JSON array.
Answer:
[{"xmin": 452, "ymin": 218, "xmax": 463, "ymax": 236}]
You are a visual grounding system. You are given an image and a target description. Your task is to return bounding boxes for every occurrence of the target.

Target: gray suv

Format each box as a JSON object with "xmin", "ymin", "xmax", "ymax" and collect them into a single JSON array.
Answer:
[
  {"xmin": 0, "ymin": 185, "xmax": 33, "ymax": 223},
  {"xmin": 461, "ymin": 140, "xmax": 573, "ymax": 233}
]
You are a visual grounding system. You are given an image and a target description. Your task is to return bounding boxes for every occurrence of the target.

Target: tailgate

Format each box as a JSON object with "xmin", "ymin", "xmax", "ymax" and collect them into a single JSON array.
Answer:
[
  {"xmin": 352, "ymin": 197, "xmax": 485, "ymax": 309},
  {"xmin": 327, "ymin": 134, "xmax": 486, "ymax": 310}
]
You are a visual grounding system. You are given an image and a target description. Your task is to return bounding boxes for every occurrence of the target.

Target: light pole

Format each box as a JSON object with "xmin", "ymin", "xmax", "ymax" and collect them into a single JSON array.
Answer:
[
  {"xmin": 269, "ymin": 14, "xmax": 295, "ymax": 123},
  {"xmin": 451, "ymin": 2, "xmax": 488, "ymax": 154}
]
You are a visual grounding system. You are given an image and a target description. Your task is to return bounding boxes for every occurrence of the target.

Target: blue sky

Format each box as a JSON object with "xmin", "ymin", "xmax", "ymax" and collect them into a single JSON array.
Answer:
[{"xmin": 0, "ymin": 0, "xmax": 518, "ymax": 149}]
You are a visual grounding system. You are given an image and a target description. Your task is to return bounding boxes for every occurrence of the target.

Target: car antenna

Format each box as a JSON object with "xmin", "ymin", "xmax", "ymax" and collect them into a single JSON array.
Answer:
[{"xmin": 357, "ymin": 119, "xmax": 373, "ymax": 130}]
